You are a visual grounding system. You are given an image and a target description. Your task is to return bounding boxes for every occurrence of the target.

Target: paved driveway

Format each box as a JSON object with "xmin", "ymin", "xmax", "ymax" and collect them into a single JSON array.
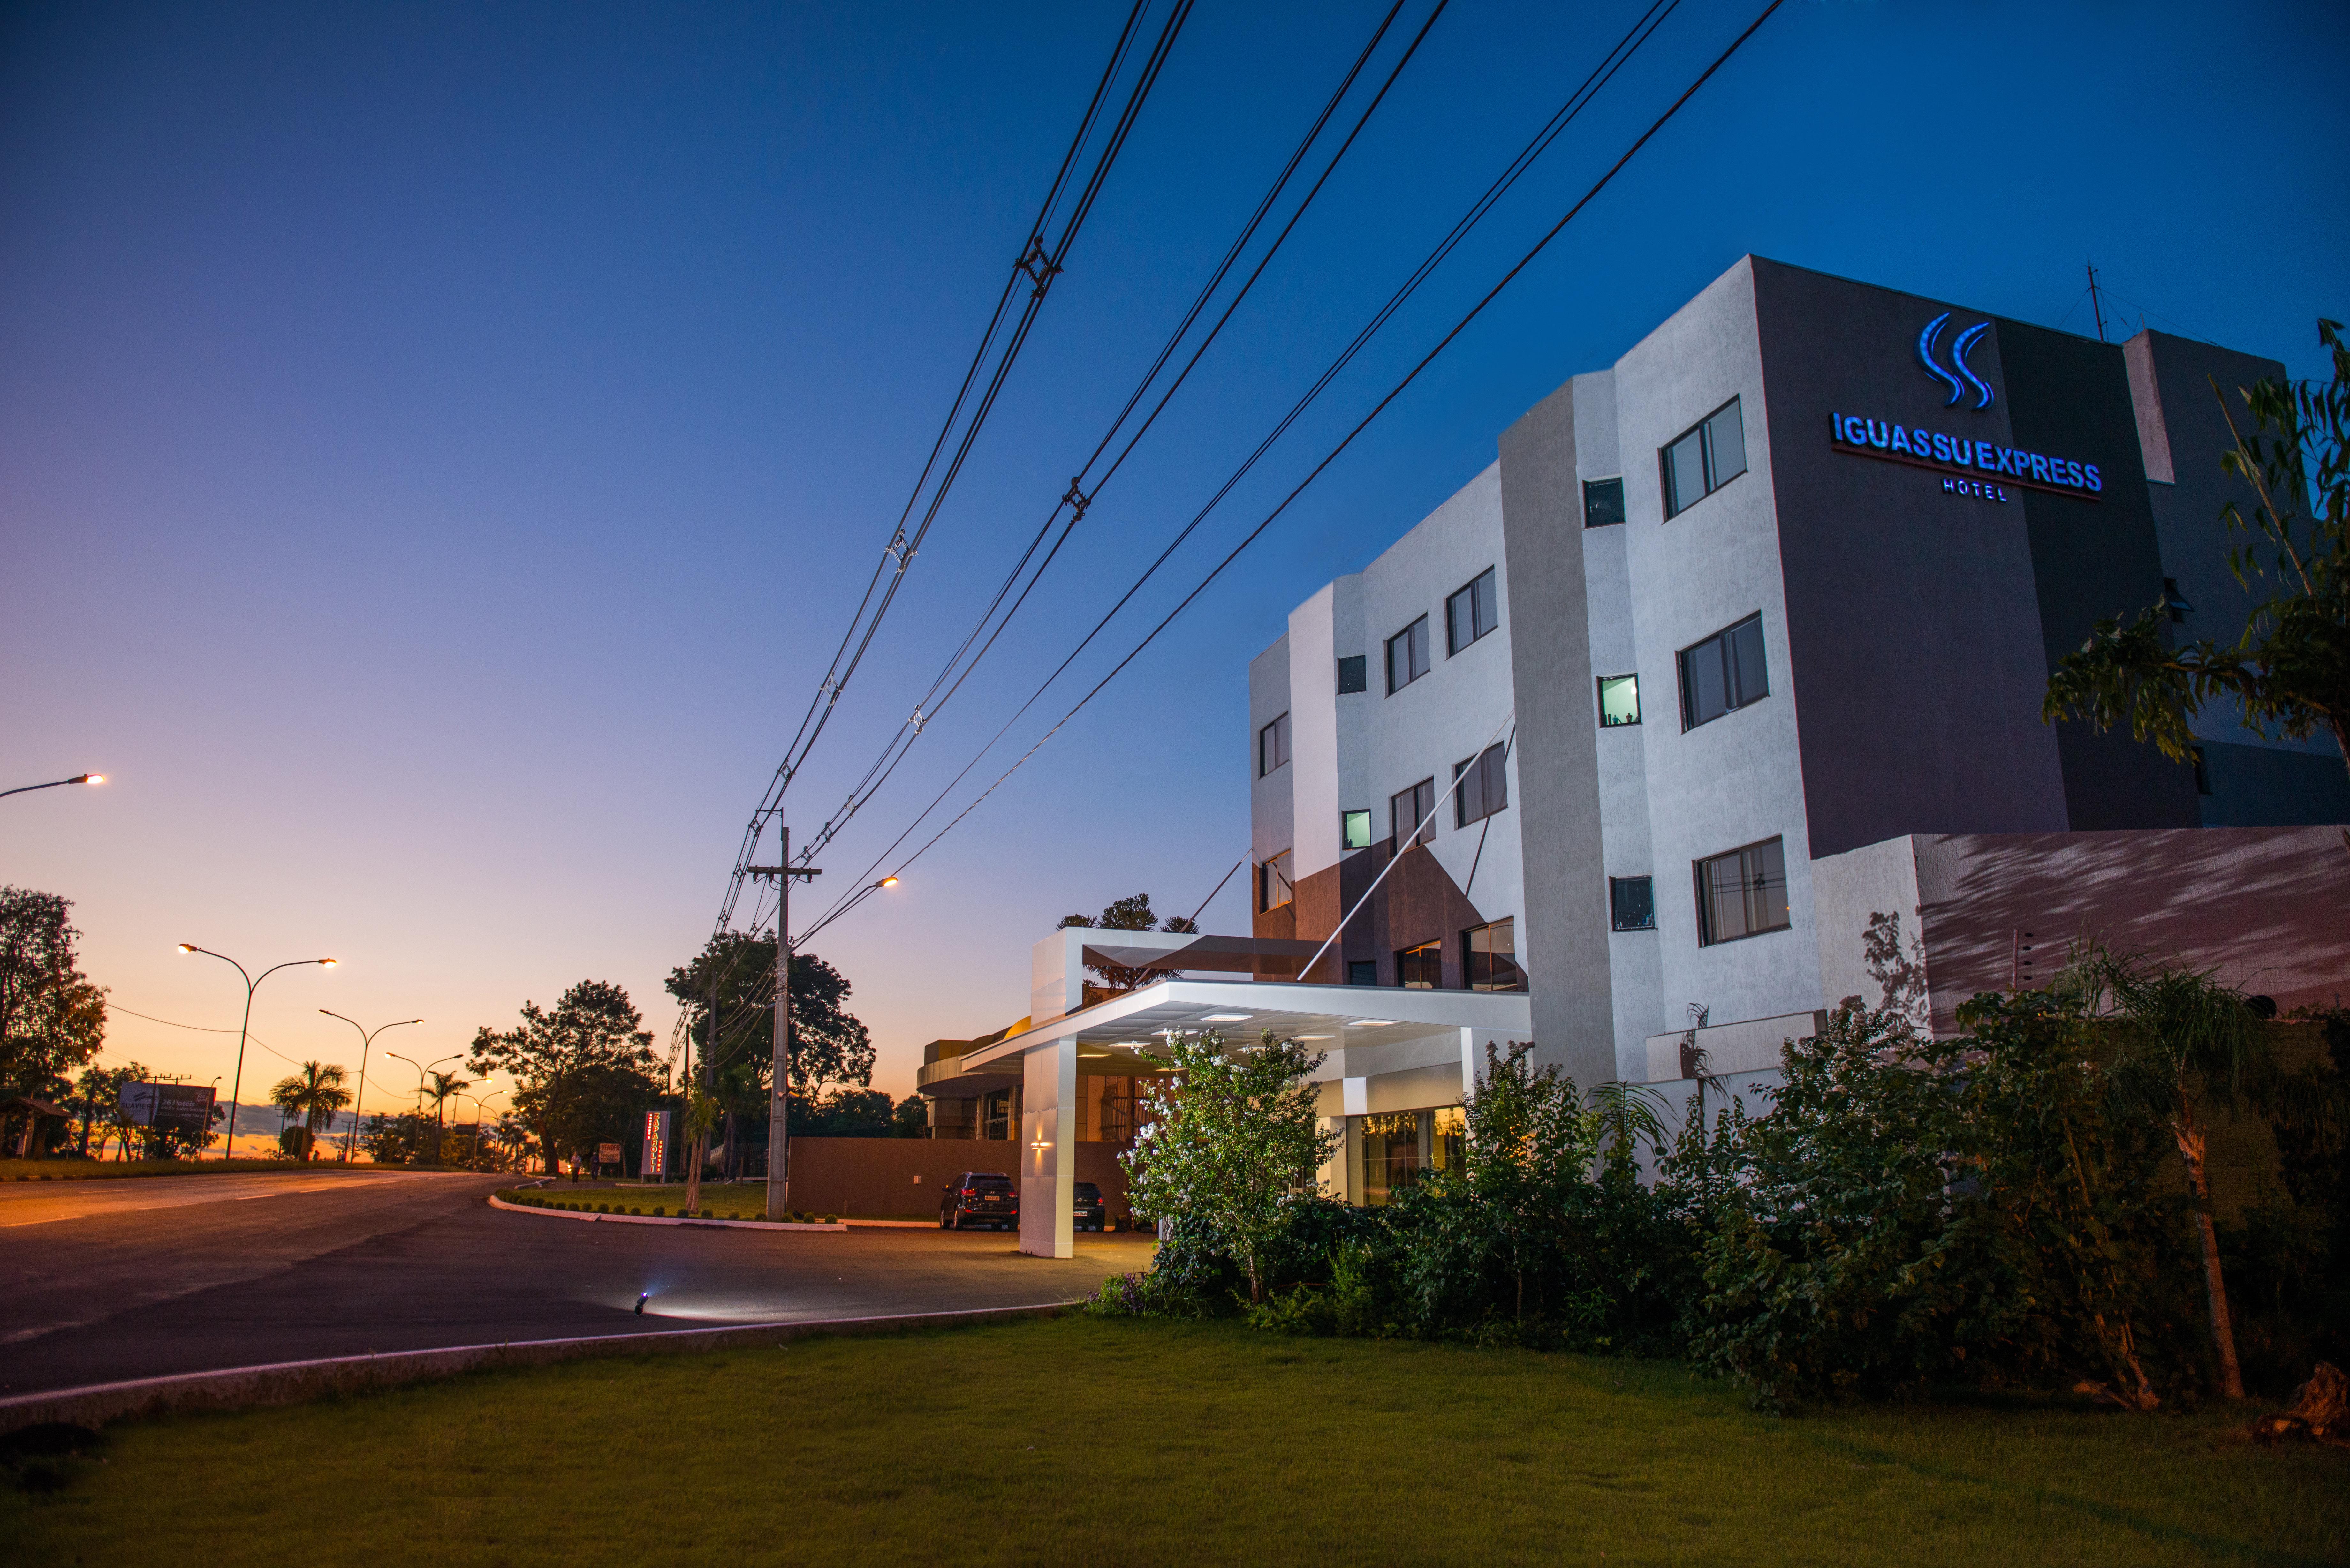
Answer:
[{"xmin": 0, "ymin": 1170, "xmax": 1153, "ymax": 1398}]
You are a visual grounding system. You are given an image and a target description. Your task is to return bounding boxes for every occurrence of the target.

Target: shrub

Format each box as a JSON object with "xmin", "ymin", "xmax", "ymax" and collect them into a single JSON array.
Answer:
[{"xmin": 652, "ymin": 1205, "xmax": 665, "ymax": 1216}]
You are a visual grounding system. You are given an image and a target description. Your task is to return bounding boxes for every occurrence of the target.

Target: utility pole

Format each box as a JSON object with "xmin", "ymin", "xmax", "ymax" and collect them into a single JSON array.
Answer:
[
  {"xmin": 2086, "ymin": 259, "xmax": 2108, "ymax": 344},
  {"xmin": 747, "ymin": 825, "xmax": 820, "ymax": 1222}
]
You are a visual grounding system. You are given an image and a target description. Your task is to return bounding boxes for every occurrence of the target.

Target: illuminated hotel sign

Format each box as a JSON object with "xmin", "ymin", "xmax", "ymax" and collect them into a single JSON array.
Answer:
[
  {"xmin": 642, "ymin": 1108, "xmax": 670, "ymax": 1178},
  {"xmin": 1829, "ymin": 312, "xmax": 2104, "ymax": 502}
]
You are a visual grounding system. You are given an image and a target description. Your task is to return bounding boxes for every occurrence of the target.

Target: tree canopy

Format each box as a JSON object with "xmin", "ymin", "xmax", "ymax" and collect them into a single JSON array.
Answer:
[
  {"xmin": 0, "ymin": 886, "xmax": 107, "ymax": 1100},
  {"xmin": 1058, "ymin": 893, "xmax": 1199, "ymax": 993},
  {"xmin": 467, "ymin": 979, "xmax": 660, "ymax": 1174},
  {"xmin": 663, "ymin": 931, "xmax": 874, "ymax": 1095}
]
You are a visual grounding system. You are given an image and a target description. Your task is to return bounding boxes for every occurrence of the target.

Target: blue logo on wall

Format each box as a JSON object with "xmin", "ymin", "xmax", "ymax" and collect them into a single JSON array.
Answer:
[{"xmin": 1917, "ymin": 312, "xmax": 1994, "ymax": 411}]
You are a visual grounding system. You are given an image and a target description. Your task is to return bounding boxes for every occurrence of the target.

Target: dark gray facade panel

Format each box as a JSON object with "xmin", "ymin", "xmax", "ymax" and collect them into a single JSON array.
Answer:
[
  {"xmin": 1497, "ymin": 379, "xmax": 1614, "ymax": 1087},
  {"xmin": 1747, "ymin": 260, "xmax": 2069, "ymax": 858},
  {"xmin": 1998, "ymin": 320, "xmax": 2201, "ymax": 830},
  {"xmin": 2200, "ymin": 739, "xmax": 2350, "ymax": 827}
]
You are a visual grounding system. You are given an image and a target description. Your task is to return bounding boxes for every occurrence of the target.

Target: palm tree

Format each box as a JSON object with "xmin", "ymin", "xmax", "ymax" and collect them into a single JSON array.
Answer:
[
  {"xmin": 269, "ymin": 1061, "xmax": 351, "ymax": 1163},
  {"xmin": 2075, "ymin": 947, "xmax": 2274, "ymax": 1400},
  {"xmin": 425, "ymin": 1068, "xmax": 471, "ymax": 1144}
]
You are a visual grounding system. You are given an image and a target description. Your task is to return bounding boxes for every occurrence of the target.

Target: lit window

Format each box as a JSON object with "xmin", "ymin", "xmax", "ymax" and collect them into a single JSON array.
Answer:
[
  {"xmin": 1258, "ymin": 712, "xmax": 1291, "ymax": 776},
  {"xmin": 1386, "ymin": 616, "xmax": 1430, "ymax": 694},
  {"xmin": 1463, "ymin": 918, "xmax": 1523, "ymax": 992},
  {"xmin": 1597, "ymin": 674, "xmax": 1640, "ymax": 728},
  {"xmin": 1337, "ymin": 655, "xmax": 1368, "ymax": 694},
  {"xmin": 1396, "ymin": 939, "xmax": 1441, "ymax": 990},
  {"xmin": 1390, "ymin": 778, "xmax": 1435, "ymax": 848},
  {"xmin": 1678, "ymin": 614, "xmax": 1768, "ymax": 730},
  {"xmin": 1445, "ymin": 568, "xmax": 1499, "ymax": 655},
  {"xmin": 1609, "ymin": 875, "xmax": 1655, "ymax": 932},
  {"xmin": 1257, "ymin": 851, "xmax": 1293, "ymax": 913},
  {"xmin": 1341, "ymin": 809, "xmax": 1373, "ymax": 852},
  {"xmin": 1661, "ymin": 397, "xmax": 1747, "ymax": 519},
  {"xmin": 1583, "ymin": 477, "xmax": 1626, "ymax": 528},
  {"xmin": 1694, "ymin": 837, "xmax": 1789, "ymax": 946},
  {"xmin": 1452, "ymin": 744, "xmax": 1509, "ymax": 828}
]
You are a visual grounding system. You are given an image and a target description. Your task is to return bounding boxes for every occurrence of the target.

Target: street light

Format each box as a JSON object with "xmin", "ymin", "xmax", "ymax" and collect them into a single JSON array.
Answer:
[
  {"xmin": 319, "ymin": 1011, "xmax": 422, "ymax": 1162},
  {"xmin": 456, "ymin": 1088, "xmax": 506, "ymax": 1170},
  {"xmin": 385, "ymin": 1051, "xmax": 462, "ymax": 1162},
  {"xmin": 2, "ymin": 773, "xmax": 106, "ymax": 801},
  {"xmin": 177, "ymin": 946, "xmax": 336, "ymax": 1160}
]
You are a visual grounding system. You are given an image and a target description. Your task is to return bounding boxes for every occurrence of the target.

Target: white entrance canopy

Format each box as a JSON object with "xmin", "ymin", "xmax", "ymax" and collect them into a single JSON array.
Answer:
[{"xmin": 953, "ymin": 931, "xmax": 1532, "ymax": 1258}]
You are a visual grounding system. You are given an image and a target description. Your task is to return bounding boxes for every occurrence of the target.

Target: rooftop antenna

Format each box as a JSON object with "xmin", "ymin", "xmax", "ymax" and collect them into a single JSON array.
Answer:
[{"xmin": 2086, "ymin": 259, "xmax": 2108, "ymax": 343}]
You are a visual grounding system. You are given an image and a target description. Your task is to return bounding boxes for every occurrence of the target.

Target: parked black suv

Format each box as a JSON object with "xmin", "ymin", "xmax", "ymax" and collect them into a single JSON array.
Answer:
[
  {"xmin": 1073, "ymin": 1181, "xmax": 1108, "ymax": 1233},
  {"xmin": 940, "ymin": 1171, "xmax": 1018, "ymax": 1231}
]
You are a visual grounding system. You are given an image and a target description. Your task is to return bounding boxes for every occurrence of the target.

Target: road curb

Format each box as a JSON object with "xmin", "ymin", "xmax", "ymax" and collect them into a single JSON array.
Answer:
[
  {"xmin": 0, "ymin": 1301, "xmax": 1077, "ymax": 1436},
  {"xmin": 485, "ymin": 1192, "xmax": 848, "ymax": 1230}
]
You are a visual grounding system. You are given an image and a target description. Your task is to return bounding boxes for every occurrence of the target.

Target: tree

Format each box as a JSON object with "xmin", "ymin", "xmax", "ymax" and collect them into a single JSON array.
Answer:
[
  {"xmin": 2075, "ymin": 947, "xmax": 2276, "ymax": 1400},
  {"xmin": 1057, "ymin": 893, "xmax": 1199, "ymax": 994},
  {"xmin": 2045, "ymin": 318, "xmax": 2349, "ymax": 793},
  {"xmin": 664, "ymin": 933, "xmax": 875, "ymax": 1097},
  {"xmin": 425, "ymin": 1069, "xmax": 470, "ymax": 1136},
  {"xmin": 467, "ymin": 980, "xmax": 661, "ymax": 1176},
  {"xmin": 268, "ymin": 1061, "xmax": 351, "ymax": 1162},
  {"xmin": 0, "ymin": 887, "xmax": 107, "ymax": 1100},
  {"xmin": 1121, "ymin": 1031, "xmax": 1338, "ymax": 1304}
]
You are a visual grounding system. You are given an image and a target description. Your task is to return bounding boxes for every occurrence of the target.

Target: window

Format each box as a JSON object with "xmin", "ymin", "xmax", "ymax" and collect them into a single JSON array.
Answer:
[
  {"xmin": 1583, "ymin": 476, "xmax": 1626, "ymax": 528},
  {"xmin": 1445, "ymin": 568, "xmax": 1499, "ymax": 655},
  {"xmin": 1386, "ymin": 616, "xmax": 1430, "ymax": 694},
  {"xmin": 1257, "ymin": 850, "xmax": 1293, "ymax": 913},
  {"xmin": 981, "ymin": 1089, "xmax": 1012, "ymax": 1142},
  {"xmin": 1356, "ymin": 1106, "xmax": 1463, "ymax": 1206},
  {"xmin": 1678, "ymin": 614, "xmax": 1768, "ymax": 730},
  {"xmin": 1453, "ymin": 743, "xmax": 1509, "ymax": 827},
  {"xmin": 1337, "ymin": 654, "xmax": 1368, "ymax": 694},
  {"xmin": 2163, "ymin": 577, "xmax": 2194, "ymax": 624},
  {"xmin": 1257, "ymin": 712, "xmax": 1291, "ymax": 776},
  {"xmin": 1463, "ymin": 918, "xmax": 1524, "ymax": 992},
  {"xmin": 1341, "ymin": 809, "xmax": 1373, "ymax": 852},
  {"xmin": 1610, "ymin": 875, "xmax": 1655, "ymax": 932},
  {"xmin": 1347, "ymin": 959, "xmax": 1379, "ymax": 987},
  {"xmin": 1694, "ymin": 836, "xmax": 1789, "ymax": 946},
  {"xmin": 1598, "ymin": 674, "xmax": 1641, "ymax": 728},
  {"xmin": 1396, "ymin": 939, "xmax": 1442, "ymax": 989},
  {"xmin": 1660, "ymin": 397, "xmax": 1748, "ymax": 519},
  {"xmin": 1391, "ymin": 778, "xmax": 1435, "ymax": 847}
]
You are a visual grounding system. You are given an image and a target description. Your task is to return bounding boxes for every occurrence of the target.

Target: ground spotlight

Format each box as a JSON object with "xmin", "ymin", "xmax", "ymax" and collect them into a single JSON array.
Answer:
[{"xmin": 635, "ymin": 1291, "xmax": 649, "ymax": 1316}]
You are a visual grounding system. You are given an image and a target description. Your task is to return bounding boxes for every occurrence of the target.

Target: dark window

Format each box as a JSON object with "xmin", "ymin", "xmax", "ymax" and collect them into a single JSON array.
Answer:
[
  {"xmin": 1678, "ymin": 614, "xmax": 1768, "ymax": 730},
  {"xmin": 1694, "ymin": 837, "xmax": 1789, "ymax": 946},
  {"xmin": 1445, "ymin": 568, "xmax": 1499, "ymax": 655},
  {"xmin": 1347, "ymin": 959, "xmax": 1379, "ymax": 986},
  {"xmin": 1610, "ymin": 875, "xmax": 1655, "ymax": 932},
  {"xmin": 980, "ymin": 1093, "xmax": 1012, "ymax": 1141},
  {"xmin": 1386, "ymin": 616, "xmax": 1430, "ymax": 694},
  {"xmin": 1597, "ymin": 674, "xmax": 1640, "ymax": 727},
  {"xmin": 1396, "ymin": 940, "xmax": 1442, "ymax": 990},
  {"xmin": 1257, "ymin": 851, "xmax": 1293, "ymax": 913},
  {"xmin": 1453, "ymin": 743, "xmax": 1509, "ymax": 827},
  {"xmin": 2192, "ymin": 745, "xmax": 2212, "ymax": 795},
  {"xmin": 1660, "ymin": 398, "xmax": 1747, "ymax": 519},
  {"xmin": 1337, "ymin": 654, "xmax": 1368, "ymax": 694},
  {"xmin": 1463, "ymin": 918, "xmax": 1524, "ymax": 992},
  {"xmin": 1341, "ymin": 809, "xmax": 1373, "ymax": 852},
  {"xmin": 1391, "ymin": 778, "xmax": 1435, "ymax": 847},
  {"xmin": 1257, "ymin": 712, "xmax": 1291, "ymax": 776},
  {"xmin": 1583, "ymin": 477, "xmax": 1626, "ymax": 528}
]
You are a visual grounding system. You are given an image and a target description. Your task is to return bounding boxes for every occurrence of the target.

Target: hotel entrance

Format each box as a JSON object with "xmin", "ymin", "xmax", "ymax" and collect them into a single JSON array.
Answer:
[{"xmin": 1354, "ymin": 1106, "xmax": 1465, "ymax": 1206}]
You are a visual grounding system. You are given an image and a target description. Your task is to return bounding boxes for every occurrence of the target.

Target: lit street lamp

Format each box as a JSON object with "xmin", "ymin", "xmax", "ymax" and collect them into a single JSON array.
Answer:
[
  {"xmin": 319, "ymin": 1011, "xmax": 422, "ymax": 1162},
  {"xmin": 2, "ymin": 773, "xmax": 105, "ymax": 801},
  {"xmin": 177, "ymin": 945, "xmax": 337, "ymax": 1160}
]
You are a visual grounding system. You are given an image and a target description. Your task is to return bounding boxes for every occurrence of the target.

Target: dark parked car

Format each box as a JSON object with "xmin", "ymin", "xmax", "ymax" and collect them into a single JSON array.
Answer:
[
  {"xmin": 1073, "ymin": 1181, "xmax": 1107, "ymax": 1233},
  {"xmin": 940, "ymin": 1171, "xmax": 1018, "ymax": 1231}
]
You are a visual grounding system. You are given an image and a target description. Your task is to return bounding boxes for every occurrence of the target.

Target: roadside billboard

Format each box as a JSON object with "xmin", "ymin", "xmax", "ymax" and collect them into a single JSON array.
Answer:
[{"xmin": 118, "ymin": 1082, "xmax": 217, "ymax": 1131}]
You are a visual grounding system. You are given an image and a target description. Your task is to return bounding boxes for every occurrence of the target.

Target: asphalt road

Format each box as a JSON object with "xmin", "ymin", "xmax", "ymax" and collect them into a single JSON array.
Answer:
[{"xmin": 0, "ymin": 1170, "xmax": 1154, "ymax": 1398}]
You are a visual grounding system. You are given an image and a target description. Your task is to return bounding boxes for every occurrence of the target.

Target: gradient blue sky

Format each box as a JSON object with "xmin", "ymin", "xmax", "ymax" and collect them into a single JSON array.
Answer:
[{"xmin": 4, "ymin": 0, "xmax": 2344, "ymax": 1132}]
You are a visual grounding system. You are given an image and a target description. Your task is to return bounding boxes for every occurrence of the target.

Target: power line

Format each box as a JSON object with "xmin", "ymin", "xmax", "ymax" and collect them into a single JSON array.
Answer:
[
  {"xmin": 783, "ymin": 0, "xmax": 1451, "ymax": 873},
  {"xmin": 808, "ymin": 0, "xmax": 1783, "ymax": 931},
  {"xmin": 712, "ymin": 0, "xmax": 1195, "ymax": 935}
]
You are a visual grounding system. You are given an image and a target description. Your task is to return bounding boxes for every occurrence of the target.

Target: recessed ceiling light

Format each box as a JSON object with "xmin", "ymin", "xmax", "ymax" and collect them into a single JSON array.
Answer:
[
  {"xmin": 1345, "ymin": 1019, "xmax": 1395, "ymax": 1028},
  {"xmin": 1202, "ymin": 1013, "xmax": 1253, "ymax": 1022}
]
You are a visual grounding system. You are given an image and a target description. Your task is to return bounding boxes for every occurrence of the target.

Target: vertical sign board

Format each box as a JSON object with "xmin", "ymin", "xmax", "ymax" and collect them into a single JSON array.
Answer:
[{"xmin": 641, "ymin": 1108, "xmax": 671, "ymax": 1179}]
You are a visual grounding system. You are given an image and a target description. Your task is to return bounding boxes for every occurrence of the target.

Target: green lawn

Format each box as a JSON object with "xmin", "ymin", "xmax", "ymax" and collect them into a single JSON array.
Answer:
[{"xmin": 7, "ymin": 1316, "xmax": 2342, "ymax": 1566}]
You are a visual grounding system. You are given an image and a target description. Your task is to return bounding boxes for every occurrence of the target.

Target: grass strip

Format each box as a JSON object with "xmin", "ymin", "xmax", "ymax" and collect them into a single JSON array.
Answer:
[{"xmin": 5, "ymin": 1316, "xmax": 2341, "ymax": 1566}]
